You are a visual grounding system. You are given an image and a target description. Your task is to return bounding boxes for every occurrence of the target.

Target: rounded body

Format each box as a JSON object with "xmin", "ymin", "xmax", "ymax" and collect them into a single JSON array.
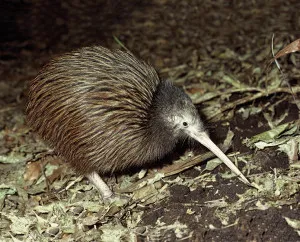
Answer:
[{"xmin": 27, "ymin": 46, "xmax": 174, "ymax": 175}]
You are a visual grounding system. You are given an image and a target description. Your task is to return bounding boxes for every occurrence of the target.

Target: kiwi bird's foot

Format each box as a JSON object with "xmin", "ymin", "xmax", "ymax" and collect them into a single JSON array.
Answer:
[
  {"xmin": 86, "ymin": 172, "xmax": 131, "ymax": 204},
  {"xmin": 103, "ymin": 193, "xmax": 131, "ymax": 205},
  {"xmin": 86, "ymin": 172, "xmax": 114, "ymax": 199}
]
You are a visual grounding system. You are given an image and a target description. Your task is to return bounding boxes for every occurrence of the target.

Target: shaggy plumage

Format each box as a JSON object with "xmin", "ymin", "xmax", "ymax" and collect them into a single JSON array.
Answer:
[
  {"xmin": 27, "ymin": 46, "xmax": 195, "ymax": 175},
  {"xmin": 27, "ymin": 46, "xmax": 250, "ymax": 197}
]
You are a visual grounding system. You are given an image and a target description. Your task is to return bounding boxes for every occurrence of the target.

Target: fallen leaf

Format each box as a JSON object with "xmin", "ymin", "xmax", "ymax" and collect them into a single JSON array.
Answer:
[
  {"xmin": 24, "ymin": 162, "xmax": 42, "ymax": 183},
  {"xmin": 274, "ymin": 39, "xmax": 300, "ymax": 59}
]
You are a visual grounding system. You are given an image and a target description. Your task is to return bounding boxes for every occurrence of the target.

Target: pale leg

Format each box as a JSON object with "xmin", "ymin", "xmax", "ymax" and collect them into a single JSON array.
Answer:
[{"xmin": 87, "ymin": 172, "xmax": 113, "ymax": 199}]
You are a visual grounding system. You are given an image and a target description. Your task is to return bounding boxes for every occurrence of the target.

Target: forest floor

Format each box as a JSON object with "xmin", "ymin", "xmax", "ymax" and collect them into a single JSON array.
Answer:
[{"xmin": 0, "ymin": 0, "xmax": 299, "ymax": 241}]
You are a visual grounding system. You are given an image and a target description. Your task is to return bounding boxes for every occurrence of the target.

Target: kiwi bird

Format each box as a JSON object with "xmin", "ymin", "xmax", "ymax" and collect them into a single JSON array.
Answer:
[{"xmin": 26, "ymin": 46, "xmax": 250, "ymax": 199}]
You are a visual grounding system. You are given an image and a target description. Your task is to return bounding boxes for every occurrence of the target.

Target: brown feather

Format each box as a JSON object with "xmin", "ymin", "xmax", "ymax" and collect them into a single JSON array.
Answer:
[{"xmin": 26, "ymin": 46, "xmax": 177, "ymax": 175}]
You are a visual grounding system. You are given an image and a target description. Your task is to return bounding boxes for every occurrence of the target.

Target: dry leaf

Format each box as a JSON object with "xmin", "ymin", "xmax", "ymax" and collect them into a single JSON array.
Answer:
[
  {"xmin": 24, "ymin": 162, "xmax": 42, "ymax": 183},
  {"xmin": 274, "ymin": 39, "xmax": 300, "ymax": 59}
]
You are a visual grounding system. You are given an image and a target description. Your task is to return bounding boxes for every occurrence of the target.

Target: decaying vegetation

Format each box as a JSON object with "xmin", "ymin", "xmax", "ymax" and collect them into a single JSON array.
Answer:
[{"xmin": 0, "ymin": 1, "xmax": 299, "ymax": 241}]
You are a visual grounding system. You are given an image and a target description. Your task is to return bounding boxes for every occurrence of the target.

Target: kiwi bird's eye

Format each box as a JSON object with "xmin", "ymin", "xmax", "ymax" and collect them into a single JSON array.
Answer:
[{"xmin": 183, "ymin": 122, "xmax": 188, "ymax": 127}]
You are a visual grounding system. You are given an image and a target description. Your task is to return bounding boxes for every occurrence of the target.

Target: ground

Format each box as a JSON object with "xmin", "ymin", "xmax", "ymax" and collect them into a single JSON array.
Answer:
[{"xmin": 0, "ymin": 0, "xmax": 299, "ymax": 241}]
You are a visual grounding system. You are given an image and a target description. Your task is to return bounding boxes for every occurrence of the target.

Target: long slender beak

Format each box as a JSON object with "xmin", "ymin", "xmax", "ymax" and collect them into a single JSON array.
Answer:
[{"xmin": 189, "ymin": 131, "xmax": 251, "ymax": 186}]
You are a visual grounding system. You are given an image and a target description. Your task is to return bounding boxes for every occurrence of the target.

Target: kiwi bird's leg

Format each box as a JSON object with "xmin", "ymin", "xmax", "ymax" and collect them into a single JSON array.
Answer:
[{"xmin": 87, "ymin": 172, "xmax": 114, "ymax": 199}]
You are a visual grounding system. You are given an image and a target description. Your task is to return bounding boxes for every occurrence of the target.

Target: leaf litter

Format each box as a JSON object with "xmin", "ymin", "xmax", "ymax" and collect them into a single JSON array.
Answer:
[{"xmin": 1, "ymin": 1, "xmax": 300, "ymax": 241}]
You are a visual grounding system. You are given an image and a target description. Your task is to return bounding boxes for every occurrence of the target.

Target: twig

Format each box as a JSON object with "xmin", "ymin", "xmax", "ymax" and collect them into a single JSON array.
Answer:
[
  {"xmin": 271, "ymin": 35, "xmax": 300, "ymax": 110},
  {"xmin": 0, "ymin": 105, "xmax": 18, "ymax": 113},
  {"xmin": 113, "ymin": 36, "xmax": 130, "ymax": 52},
  {"xmin": 207, "ymin": 86, "xmax": 300, "ymax": 121},
  {"xmin": 193, "ymin": 87, "xmax": 262, "ymax": 104},
  {"xmin": 117, "ymin": 145, "xmax": 230, "ymax": 193}
]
